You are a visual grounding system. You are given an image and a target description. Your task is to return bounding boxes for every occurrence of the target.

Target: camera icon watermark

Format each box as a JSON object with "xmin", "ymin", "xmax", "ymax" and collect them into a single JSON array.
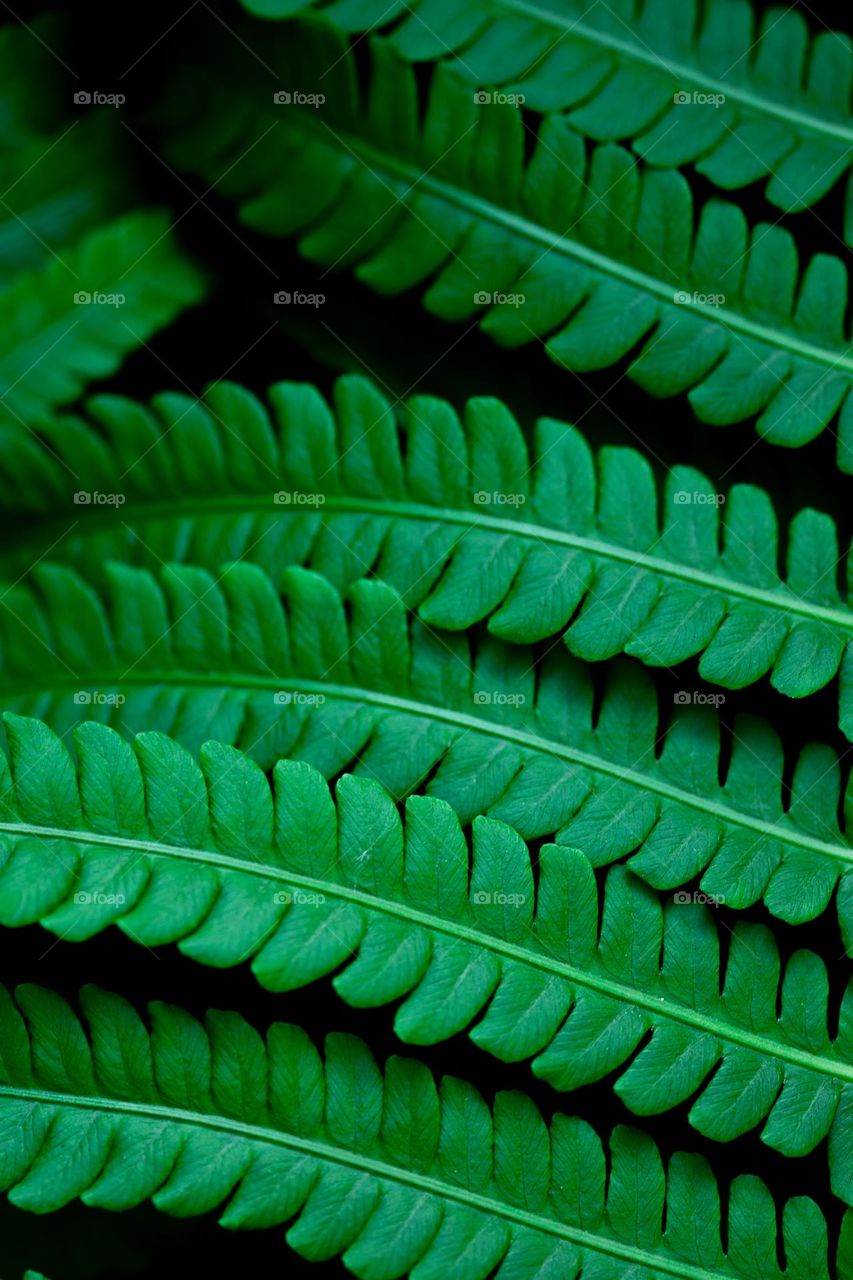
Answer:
[
  {"xmin": 273, "ymin": 490, "xmax": 325, "ymax": 506},
  {"xmin": 273, "ymin": 889, "xmax": 326, "ymax": 905},
  {"xmin": 672, "ymin": 490, "xmax": 725, "ymax": 506},
  {"xmin": 74, "ymin": 490, "xmax": 126, "ymax": 506},
  {"xmin": 74, "ymin": 690, "xmax": 126, "ymax": 706},
  {"xmin": 473, "ymin": 290, "xmax": 525, "ymax": 308},
  {"xmin": 472, "ymin": 888, "xmax": 526, "ymax": 905},
  {"xmin": 73, "ymin": 291, "xmax": 125, "ymax": 307},
  {"xmin": 273, "ymin": 90, "xmax": 325, "ymax": 106},
  {"xmin": 673, "ymin": 290, "xmax": 725, "ymax": 308},
  {"xmin": 473, "ymin": 490, "xmax": 526, "ymax": 507},
  {"xmin": 673, "ymin": 690, "xmax": 726, "ymax": 708},
  {"xmin": 473, "ymin": 89, "xmax": 525, "ymax": 106},
  {"xmin": 473, "ymin": 690, "xmax": 526, "ymax": 707},
  {"xmin": 73, "ymin": 90, "xmax": 125, "ymax": 107},
  {"xmin": 273, "ymin": 290, "xmax": 325, "ymax": 307},
  {"xmin": 673, "ymin": 90, "xmax": 725, "ymax": 108}
]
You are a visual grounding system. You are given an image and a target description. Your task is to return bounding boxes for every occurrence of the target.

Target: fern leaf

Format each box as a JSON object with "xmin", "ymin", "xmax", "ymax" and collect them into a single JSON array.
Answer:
[
  {"xmin": 0, "ymin": 980, "xmax": 844, "ymax": 1272},
  {"xmin": 239, "ymin": 0, "xmax": 853, "ymax": 239},
  {"xmin": 2, "ymin": 373, "xmax": 851, "ymax": 729},
  {"xmin": 0, "ymin": 210, "xmax": 205, "ymax": 427},
  {"xmin": 2, "ymin": 713, "xmax": 853, "ymax": 1181},
  {"xmin": 0, "ymin": 560, "xmax": 852, "ymax": 935},
  {"xmin": 166, "ymin": 21, "xmax": 853, "ymax": 468},
  {"xmin": 0, "ymin": 114, "xmax": 127, "ymax": 284}
]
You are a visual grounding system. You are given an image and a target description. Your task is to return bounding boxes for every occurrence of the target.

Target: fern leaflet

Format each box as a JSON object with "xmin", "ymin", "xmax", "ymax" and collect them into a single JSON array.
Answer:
[
  {"xmin": 166, "ymin": 20, "xmax": 853, "ymax": 468},
  {"xmin": 0, "ymin": 981, "xmax": 847, "ymax": 1278},
  {"xmin": 0, "ymin": 115, "xmax": 126, "ymax": 285},
  {"xmin": 2, "ymin": 374, "xmax": 850, "ymax": 730},
  {"xmin": 2, "ymin": 714, "xmax": 853, "ymax": 1189},
  {"xmin": 239, "ymin": 0, "xmax": 853, "ymax": 240},
  {"xmin": 0, "ymin": 211, "xmax": 205, "ymax": 427},
  {"xmin": 1, "ymin": 560, "xmax": 851, "ymax": 936}
]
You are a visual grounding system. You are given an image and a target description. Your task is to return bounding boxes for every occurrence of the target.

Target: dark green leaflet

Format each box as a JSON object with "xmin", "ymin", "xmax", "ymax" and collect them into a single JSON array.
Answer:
[
  {"xmin": 240, "ymin": 0, "xmax": 853, "ymax": 242},
  {"xmin": 2, "ymin": 374, "xmax": 850, "ymax": 728},
  {"xmin": 0, "ymin": 981, "xmax": 849, "ymax": 1277},
  {"xmin": 1, "ymin": 561, "xmax": 852, "ymax": 937},
  {"xmin": 164, "ymin": 19, "xmax": 853, "ymax": 469},
  {"xmin": 2, "ymin": 715, "xmax": 853, "ymax": 1188}
]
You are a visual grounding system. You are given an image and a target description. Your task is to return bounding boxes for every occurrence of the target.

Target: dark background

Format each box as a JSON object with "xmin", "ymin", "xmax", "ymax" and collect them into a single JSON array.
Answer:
[{"xmin": 1, "ymin": 0, "xmax": 851, "ymax": 1275}]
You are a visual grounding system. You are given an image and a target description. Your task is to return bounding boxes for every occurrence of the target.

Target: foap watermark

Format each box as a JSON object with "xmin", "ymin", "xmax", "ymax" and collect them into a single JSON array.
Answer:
[
  {"xmin": 673, "ymin": 490, "xmax": 725, "ymax": 506},
  {"xmin": 273, "ymin": 889, "xmax": 326, "ymax": 906},
  {"xmin": 472, "ymin": 889, "xmax": 527, "ymax": 906},
  {"xmin": 474, "ymin": 290, "xmax": 525, "ymax": 308},
  {"xmin": 74, "ymin": 690, "xmax": 126, "ymax": 706},
  {"xmin": 74, "ymin": 891, "xmax": 127, "ymax": 905},
  {"xmin": 674, "ymin": 290, "xmax": 725, "ymax": 308},
  {"xmin": 274, "ymin": 691, "xmax": 326, "ymax": 706},
  {"xmin": 474, "ymin": 89, "xmax": 525, "ymax": 106},
  {"xmin": 74, "ymin": 291, "xmax": 125, "ymax": 307},
  {"xmin": 473, "ymin": 690, "xmax": 526, "ymax": 707},
  {"xmin": 273, "ymin": 90, "xmax": 325, "ymax": 107},
  {"xmin": 274, "ymin": 290, "xmax": 325, "ymax": 307},
  {"xmin": 673, "ymin": 889, "xmax": 725, "ymax": 906},
  {"xmin": 274, "ymin": 490, "xmax": 325, "ymax": 507},
  {"xmin": 73, "ymin": 90, "xmax": 125, "ymax": 108},
  {"xmin": 74, "ymin": 490, "xmax": 125, "ymax": 506},
  {"xmin": 674, "ymin": 690, "xmax": 725, "ymax": 708},
  {"xmin": 673, "ymin": 90, "xmax": 725, "ymax": 108},
  {"xmin": 473, "ymin": 490, "xmax": 526, "ymax": 507}
]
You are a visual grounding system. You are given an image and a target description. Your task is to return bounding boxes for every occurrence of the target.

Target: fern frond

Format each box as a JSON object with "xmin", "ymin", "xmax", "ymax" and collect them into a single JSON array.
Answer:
[
  {"xmin": 2, "ymin": 712, "xmax": 853, "ymax": 1180},
  {"xmin": 239, "ymin": 0, "xmax": 853, "ymax": 239},
  {"xmin": 0, "ymin": 210, "xmax": 205, "ymax": 427},
  {"xmin": 0, "ymin": 980, "xmax": 845, "ymax": 1273},
  {"xmin": 0, "ymin": 114, "xmax": 127, "ymax": 284},
  {"xmin": 1, "ymin": 561, "xmax": 852, "ymax": 937},
  {"xmin": 166, "ymin": 21, "xmax": 853, "ymax": 468},
  {"xmin": 2, "ymin": 373, "xmax": 851, "ymax": 729}
]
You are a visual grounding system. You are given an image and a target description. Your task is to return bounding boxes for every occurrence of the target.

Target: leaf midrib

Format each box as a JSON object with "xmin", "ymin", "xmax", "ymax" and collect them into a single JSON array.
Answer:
[
  {"xmin": 16, "ymin": 494, "xmax": 852, "ymax": 630},
  {"xmin": 497, "ymin": 0, "xmax": 853, "ymax": 146},
  {"xmin": 2, "ymin": 814, "xmax": 849, "ymax": 1083},
  {"xmin": 6, "ymin": 670, "xmax": 849, "ymax": 866},
  {"xmin": 0, "ymin": 1082, "xmax": 724, "ymax": 1280},
  {"xmin": 289, "ymin": 114, "xmax": 853, "ymax": 375}
]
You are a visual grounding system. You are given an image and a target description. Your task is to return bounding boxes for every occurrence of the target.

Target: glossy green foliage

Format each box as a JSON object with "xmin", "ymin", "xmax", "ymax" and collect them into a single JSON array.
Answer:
[
  {"xmin": 0, "ymin": 211, "xmax": 205, "ymax": 426},
  {"xmin": 166, "ymin": 20, "xmax": 853, "ymax": 469},
  {"xmin": 0, "ymin": 3, "xmax": 849, "ymax": 1273},
  {"xmin": 0, "ymin": 981, "xmax": 848, "ymax": 1279},
  {"xmin": 240, "ymin": 0, "xmax": 853, "ymax": 241},
  {"xmin": 2, "ymin": 714, "xmax": 853, "ymax": 1188},
  {"xmin": 2, "ymin": 373, "xmax": 850, "ymax": 728},
  {"xmin": 2, "ymin": 562, "xmax": 852, "ymax": 937},
  {"xmin": 0, "ymin": 113, "xmax": 126, "ymax": 285}
]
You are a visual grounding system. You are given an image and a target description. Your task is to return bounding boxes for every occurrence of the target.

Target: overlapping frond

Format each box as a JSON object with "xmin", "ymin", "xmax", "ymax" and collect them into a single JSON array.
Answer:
[
  {"xmin": 165, "ymin": 20, "xmax": 853, "ymax": 468},
  {"xmin": 0, "ymin": 114, "xmax": 127, "ymax": 284},
  {"xmin": 2, "ymin": 714, "xmax": 853, "ymax": 1187},
  {"xmin": 0, "ymin": 210, "xmax": 205, "ymax": 427},
  {"xmin": 0, "ymin": 980, "xmax": 847, "ymax": 1279},
  {"xmin": 1, "ymin": 560, "xmax": 852, "ymax": 937},
  {"xmin": 2, "ymin": 373, "xmax": 851, "ymax": 729},
  {"xmin": 239, "ymin": 0, "xmax": 853, "ymax": 240}
]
